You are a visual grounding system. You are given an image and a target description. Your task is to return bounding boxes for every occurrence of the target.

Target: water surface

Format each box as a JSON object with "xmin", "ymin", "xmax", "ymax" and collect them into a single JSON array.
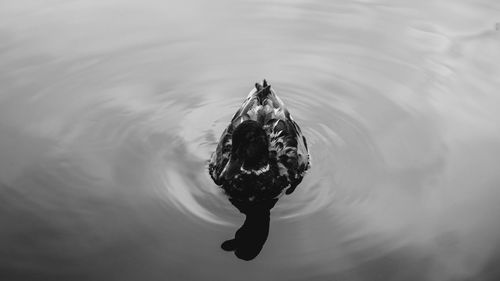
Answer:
[{"xmin": 1, "ymin": 0, "xmax": 500, "ymax": 280}]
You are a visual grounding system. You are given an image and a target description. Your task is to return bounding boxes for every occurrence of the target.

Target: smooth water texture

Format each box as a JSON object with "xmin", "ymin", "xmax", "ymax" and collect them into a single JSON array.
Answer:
[{"xmin": 1, "ymin": 0, "xmax": 500, "ymax": 280}]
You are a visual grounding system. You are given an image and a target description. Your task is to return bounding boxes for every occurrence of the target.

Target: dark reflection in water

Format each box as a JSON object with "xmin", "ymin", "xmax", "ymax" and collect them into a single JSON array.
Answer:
[{"xmin": 221, "ymin": 199, "xmax": 277, "ymax": 260}]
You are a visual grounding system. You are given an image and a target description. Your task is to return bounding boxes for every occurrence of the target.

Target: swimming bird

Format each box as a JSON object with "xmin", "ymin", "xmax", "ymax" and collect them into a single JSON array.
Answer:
[{"xmin": 209, "ymin": 80, "xmax": 310, "ymax": 208}]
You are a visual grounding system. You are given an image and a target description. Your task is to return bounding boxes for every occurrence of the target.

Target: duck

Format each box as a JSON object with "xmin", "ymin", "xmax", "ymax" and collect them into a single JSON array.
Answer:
[{"xmin": 209, "ymin": 79, "xmax": 310, "ymax": 208}]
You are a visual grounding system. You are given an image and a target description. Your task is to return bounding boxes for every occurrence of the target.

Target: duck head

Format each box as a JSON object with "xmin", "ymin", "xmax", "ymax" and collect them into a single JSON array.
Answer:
[{"xmin": 222, "ymin": 120, "xmax": 269, "ymax": 180}]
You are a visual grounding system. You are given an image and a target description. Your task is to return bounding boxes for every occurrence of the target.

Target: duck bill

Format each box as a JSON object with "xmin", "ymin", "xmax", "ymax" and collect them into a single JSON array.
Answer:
[{"xmin": 222, "ymin": 158, "xmax": 242, "ymax": 180}]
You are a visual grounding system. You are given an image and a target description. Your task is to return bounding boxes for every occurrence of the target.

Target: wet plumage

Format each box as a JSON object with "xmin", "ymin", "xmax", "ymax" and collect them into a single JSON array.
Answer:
[{"xmin": 209, "ymin": 80, "xmax": 310, "ymax": 203}]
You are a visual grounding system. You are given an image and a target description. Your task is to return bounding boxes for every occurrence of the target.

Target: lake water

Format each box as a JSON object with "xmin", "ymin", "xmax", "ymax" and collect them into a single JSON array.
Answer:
[{"xmin": 1, "ymin": 0, "xmax": 500, "ymax": 280}]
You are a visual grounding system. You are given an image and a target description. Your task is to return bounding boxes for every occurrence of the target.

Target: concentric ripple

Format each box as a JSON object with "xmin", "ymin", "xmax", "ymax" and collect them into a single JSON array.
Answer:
[{"xmin": 1, "ymin": 0, "xmax": 500, "ymax": 280}]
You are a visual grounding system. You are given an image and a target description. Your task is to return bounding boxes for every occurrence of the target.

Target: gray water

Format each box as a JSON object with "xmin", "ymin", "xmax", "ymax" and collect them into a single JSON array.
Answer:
[{"xmin": 1, "ymin": 0, "xmax": 500, "ymax": 280}]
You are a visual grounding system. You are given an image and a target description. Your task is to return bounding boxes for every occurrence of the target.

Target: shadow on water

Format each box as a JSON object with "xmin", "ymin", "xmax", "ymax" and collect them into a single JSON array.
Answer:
[{"xmin": 221, "ymin": 199, "xmax": 278, "ymax": 260}]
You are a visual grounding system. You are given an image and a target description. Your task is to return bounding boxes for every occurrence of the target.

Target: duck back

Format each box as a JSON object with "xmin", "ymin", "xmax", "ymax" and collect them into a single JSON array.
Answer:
[{"xmin": 209, "ymin": 80, "xmax": 310, "ymax": 202}]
